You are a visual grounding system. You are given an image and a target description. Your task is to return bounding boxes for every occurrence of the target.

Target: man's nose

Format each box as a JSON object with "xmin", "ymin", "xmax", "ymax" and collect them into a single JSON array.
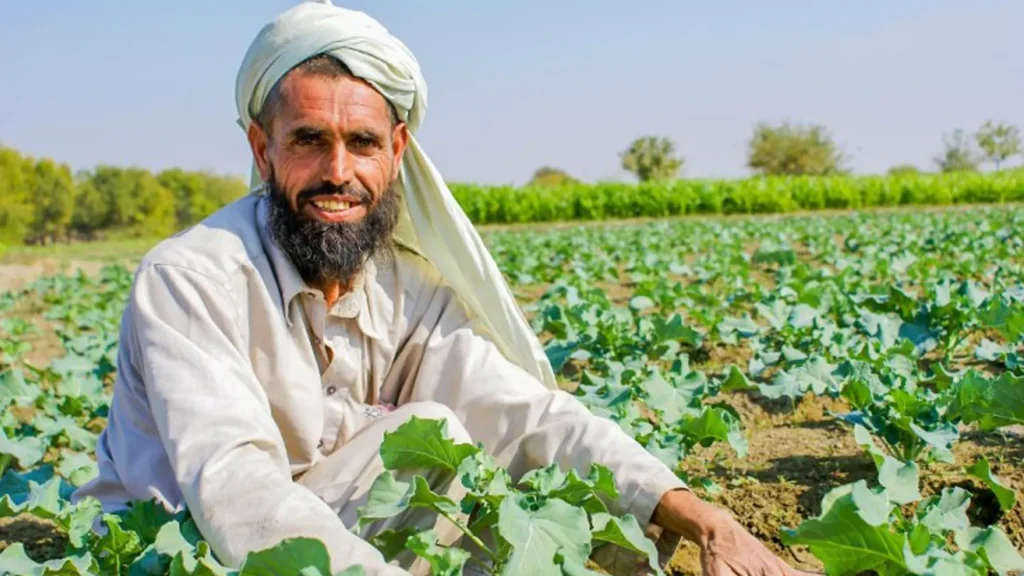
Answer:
[{"xmin": 323, "ymin": 143, "xmax": 354, "ymax": 186}]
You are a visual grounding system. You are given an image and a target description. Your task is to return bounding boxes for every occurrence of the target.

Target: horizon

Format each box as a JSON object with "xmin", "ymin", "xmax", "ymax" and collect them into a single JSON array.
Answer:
[{"xmin": 1, "ymin": 1, "xmax": 1022, "ymax": 186}]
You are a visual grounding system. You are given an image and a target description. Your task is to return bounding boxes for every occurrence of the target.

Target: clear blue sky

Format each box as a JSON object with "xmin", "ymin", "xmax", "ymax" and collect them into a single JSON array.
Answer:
[{"xmin": 2, "ymin": 1, "xmax": 1022, "ymax": 186}]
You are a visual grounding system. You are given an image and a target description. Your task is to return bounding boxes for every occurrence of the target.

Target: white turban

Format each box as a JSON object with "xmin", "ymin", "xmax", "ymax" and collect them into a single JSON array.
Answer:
[{"xmin": 234, "ymin": 0, "xmax": 557, "ymax": 389}]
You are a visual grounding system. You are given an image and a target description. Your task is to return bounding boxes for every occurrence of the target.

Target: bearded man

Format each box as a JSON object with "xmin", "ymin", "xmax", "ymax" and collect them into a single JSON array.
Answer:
[{"xmin": 74, "ymin": 2, "xmax": 815, "ymax": 575}]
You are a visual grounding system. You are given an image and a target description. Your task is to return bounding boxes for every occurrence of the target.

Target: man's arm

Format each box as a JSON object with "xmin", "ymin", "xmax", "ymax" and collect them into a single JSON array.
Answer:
[
  {"xmin": 399, "ymin": 280, "xmax": 815, "ymax": 575},
  {"xmin": 125, "ymin": 264, "xmax": 406, "ymax": 574}
]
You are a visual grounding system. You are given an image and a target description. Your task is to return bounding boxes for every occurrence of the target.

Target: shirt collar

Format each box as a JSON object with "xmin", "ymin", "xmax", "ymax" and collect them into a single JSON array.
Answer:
[{"xmin": 256, "ymin": 196, "xmax": 383, "ymax": 340}]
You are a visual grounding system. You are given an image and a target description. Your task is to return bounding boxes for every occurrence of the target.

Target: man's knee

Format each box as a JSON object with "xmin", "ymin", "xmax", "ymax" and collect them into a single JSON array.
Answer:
[{"xmin": 393, "ymin": 401, "xmax": 473, "ymax": 445}]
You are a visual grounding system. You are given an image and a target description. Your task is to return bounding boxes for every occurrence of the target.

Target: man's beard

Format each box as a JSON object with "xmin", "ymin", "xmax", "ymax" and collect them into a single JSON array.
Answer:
[{"xmin": 266, "ymin": 169, "xmax": 400, "ymax": 290}]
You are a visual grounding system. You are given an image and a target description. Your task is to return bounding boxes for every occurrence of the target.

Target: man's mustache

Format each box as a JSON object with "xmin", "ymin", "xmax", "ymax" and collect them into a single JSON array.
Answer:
[{"xmin": 295, "ymin": 183, "xmax": 372, "ymax": 207}]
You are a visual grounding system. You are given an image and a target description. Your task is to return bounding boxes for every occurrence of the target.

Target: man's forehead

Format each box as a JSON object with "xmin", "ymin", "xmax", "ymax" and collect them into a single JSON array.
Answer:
[{"xmin": 273, "ymin": 70, "xmax": 393, "ymax": 124}]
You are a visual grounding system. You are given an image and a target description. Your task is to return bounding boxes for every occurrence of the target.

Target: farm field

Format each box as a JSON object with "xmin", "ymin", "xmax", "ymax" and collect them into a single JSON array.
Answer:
[{"xmin": 1, "ymin": 205, "xmax": 1023, "ymax": 575}]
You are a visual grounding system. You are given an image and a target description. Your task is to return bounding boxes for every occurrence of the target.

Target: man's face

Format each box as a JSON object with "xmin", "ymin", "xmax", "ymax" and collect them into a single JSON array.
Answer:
[{"xmin": 247, "ymin": 69, "xmax": 409, "ymax": 288}]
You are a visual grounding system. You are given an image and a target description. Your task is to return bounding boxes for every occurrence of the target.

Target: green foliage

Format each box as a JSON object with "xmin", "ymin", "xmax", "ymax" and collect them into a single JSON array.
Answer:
[
  {"xmin": 746, "ymin": 120, "xmax": 847, "ymax": 176},
  {"xmin": 618, "ymin": 136, "xmax": 684, "ymax": 182},
  {"xmin": 356, "ymin": 416, "xmax": 664, "ymax": 576},
  {"xmin": 1, "ymin": 205, "xmax": 1023, "ymax": 574},
  {"xmin": 782, "ymin": 478, "xmax": 1024, "ymax": 575},
  {"xmin": 450, "ymin": 170, "xmax": 1024, "ymax": 224},
  {"xmin": 0, "ymin": 144, "xmax": 248, "ymax": 248},
  {"xmin": 887, "ymin": 164, "xmax": 920, "ymax": 176},
  {"xmin": 934, "ymin": 129, "xmax": 981, "ymax": 173},
  {"xmin": 0, "ymin": 146, "xmax": 33, "ymax": 244},
  {"xmin": 526, "ymin": 167, "xmax": 579, "ymax": 188},
  {"xmin": 975, "ymin": 120, "xmax": 1022, "ymax": 170}
]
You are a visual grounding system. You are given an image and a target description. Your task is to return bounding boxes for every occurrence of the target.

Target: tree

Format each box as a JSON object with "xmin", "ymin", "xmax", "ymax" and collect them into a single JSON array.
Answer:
[
  {"xmin": 619, "ymin": 136, "xmax": 684, "ymax": 182},
  {"xmin": 933, "ymin": 129, "xmax": 980, "ymax": 173},
  {"xmin": 0, "ymin": 145, "xmax": 33, "ymax": 244},
  {"xmin": 70, "ymin": 171, "xmax": 109, "ymax": 241},
  {"xmin": 746, "ymin": 121, "xmax": 847, "ymax": 176},
  {"xmin": 27, "ymin": 158, "xmax": 75, "ymax": 245},
  {"xmin": 525, "ymin": 167, "xmax": 579, "ymax": 188},
  {"xmin": 975, "ymin": 120, "xmax": 1021, "ymax": 170},
  {"xmin": 887, "ymin": 164, "xmax": 920, "ymax": 177}
]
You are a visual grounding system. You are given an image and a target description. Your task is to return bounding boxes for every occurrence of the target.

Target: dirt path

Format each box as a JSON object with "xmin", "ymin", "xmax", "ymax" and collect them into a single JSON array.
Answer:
[{"xmin": 0, "ymin": 260, "xmax": 111, "ymax": 293}]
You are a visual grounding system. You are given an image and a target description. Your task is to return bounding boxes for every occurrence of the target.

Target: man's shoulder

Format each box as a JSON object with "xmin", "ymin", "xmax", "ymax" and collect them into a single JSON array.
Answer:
[
  {"xmin": 380, "ymin": 243, "xmax": 447, "ymax": 296},
  {"xmin": 135, "ymin": 194, "xmax": 267, "ymax": 286}
]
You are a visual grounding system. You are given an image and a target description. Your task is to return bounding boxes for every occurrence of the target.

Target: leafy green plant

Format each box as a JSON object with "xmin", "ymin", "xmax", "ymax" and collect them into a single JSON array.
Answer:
[
  {"xmin": 355, "ymin": 416, "xmax": 664, "ymax": 576},
  {"xmin": 781, "ymin": 479, "xmax": 1024, "ymax": 575}
]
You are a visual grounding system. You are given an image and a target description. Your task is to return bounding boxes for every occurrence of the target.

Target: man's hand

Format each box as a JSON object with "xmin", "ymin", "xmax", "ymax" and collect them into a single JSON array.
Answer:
[{"xmin": 651, "ymin": 489, "xmax": 819, "ymax": 576}]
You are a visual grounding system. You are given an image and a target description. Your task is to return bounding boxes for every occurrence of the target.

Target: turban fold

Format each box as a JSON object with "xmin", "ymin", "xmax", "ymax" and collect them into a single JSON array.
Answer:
[{"xmin": 235, "ymin": 0, "xmax": 557, "ymax": 389}]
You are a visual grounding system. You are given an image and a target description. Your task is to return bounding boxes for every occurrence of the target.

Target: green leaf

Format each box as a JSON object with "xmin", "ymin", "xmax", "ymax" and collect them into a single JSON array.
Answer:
[
  {"xmin": 964, "ymin": 456, "xmax": 1016, "ymax": 512},
  {"xmin": 356, "ymin": 474, "xmax": 460, "ymax": 533},
  {"xmin": 958, "ymin": 372, "xmax": 1024, "ymax": 430},
  {"xmin": 718, "ymin": 364, "xmax": 756, "ymax": 392},
  {"xmin": 954, "ymin": 527, "xmax": 1024, "ymax": 575},
  {"xmin": 917, "ymin": 488, "xmax": 971, "ymax": 534},
  {"xmin": 650, "ymin": 314, "xmax": 702, "ymax": 348},
  {"xmin": 405, "ymin": 530, "xmax": 470, "ymax": 576},
  {"xmin": 677, "ymin": 406, "xmax": 748, "ymax": 458},
  {"xmin": 0, "ymin": 369, "xmax": 41, "ymax": 406},
  {"xmin": 95, "ymin": 515, "xmax": 145, "ymax": 573},
  {"xmin": 497, "ymin": 496, "xmax": 592, "ymax": 576},
  {"xmin": 782, "ymin": 481, "xmax": 905, "ymax": 575},
  {"xmin": 368, "ymin": 529, "xmax": 417, "ymax": 562},
  {"xmin": 0, "ymin": 543, "xmax": 98, "ymax": 575},
  {"xmin": 55, "ymin": 496, "xmax": 104, "ymax": 549},
  {"xmin": 0, "ymin": 475, "xmax": 67, "ymax": 520},
  {"xmin": 761, "ymin": 356, "xmax": 839, "ymax": 400},
  {"xmin": 238, "ymin": 537, "xmax": 332, "ymax": 576},
  {"xmin": 355, "ymin": 473, "xmax": 412, "ymax": 530},
  {"xmin": 57, "ymin": 451, "xmax": 99, "ymax": 487},
  {"xmin": 379, "ymin": 416, "xmax": 480, "ymax": 473},
  {"xmin": 118, "ymin": 499, "xmax": 187, "ymax": 545},
  {"xmin": 0, "ymin": 428, "xmax": 45, "ymax": 470},
  {"xmin": 628, "ymin": 296, "xmax": 655, "ymax": 312},
  {"xmin": 520, "ymin": 465, "xmax": 566, "ymax": 495},
  {"xmin": 841, "ymin": 379, "xmax": 873, "ymax": 411},
  {"xmin": 853, "ymin": 425, "xmax": 921, "ymax": 505},
  {"xmin": 590, "ymin": 513, "xmax": 664, "ymax": 576},
  {"xmin": 643, "ymin": 371, "xmax": 700, "ymax": 424}
]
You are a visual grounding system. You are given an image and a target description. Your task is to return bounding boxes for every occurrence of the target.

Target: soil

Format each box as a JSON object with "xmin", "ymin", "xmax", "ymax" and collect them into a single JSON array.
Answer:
[
  {"xmin": 0, "ymin": 261, "xmax": 106, "ymax": 294},
  {"xmin": 0, "ymin": 515, "xmax": 68, "ymax": 562},
  {"xmin": 661, "ymin": 392, "xmax": 1024, "ymax": 575}
]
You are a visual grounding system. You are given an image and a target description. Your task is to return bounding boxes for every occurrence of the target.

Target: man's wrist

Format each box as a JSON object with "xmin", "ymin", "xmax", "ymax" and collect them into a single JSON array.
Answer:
[{"xmin": 650, "ymin": 488, "xmax": 731, "ymax": 548}]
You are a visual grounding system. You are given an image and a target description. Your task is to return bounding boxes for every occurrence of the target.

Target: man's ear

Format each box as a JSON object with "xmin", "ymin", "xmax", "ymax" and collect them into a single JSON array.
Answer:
[
  {"xmin": 389, "ymin": 122, "xmax": 409, "ymax": 179},
  {"xmin": 247, "ymin": 121, "xmax": 272, "ymax": 182}
]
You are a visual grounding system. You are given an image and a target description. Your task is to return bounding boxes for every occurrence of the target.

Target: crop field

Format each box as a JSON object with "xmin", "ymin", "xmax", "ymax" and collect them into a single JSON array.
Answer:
[{"xmin": 0, "ymin": 205, "xmax": 1022, "ymax": 575}]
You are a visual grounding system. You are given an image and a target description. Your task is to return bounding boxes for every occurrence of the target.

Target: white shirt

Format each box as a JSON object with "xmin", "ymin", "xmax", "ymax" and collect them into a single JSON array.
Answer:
[{"xmin": 73, "ymin": 194, "xmax": 687, "ymax": 569}]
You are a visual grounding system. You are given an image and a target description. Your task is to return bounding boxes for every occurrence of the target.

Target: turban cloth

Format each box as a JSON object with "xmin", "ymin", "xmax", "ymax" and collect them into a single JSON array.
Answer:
[{"xmin": 234, "ymin": 0, "xmax": 557, "ymax": 389}]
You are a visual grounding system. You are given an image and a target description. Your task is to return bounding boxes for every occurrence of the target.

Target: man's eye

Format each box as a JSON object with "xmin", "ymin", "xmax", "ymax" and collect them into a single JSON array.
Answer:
[
  {"xmin": 296, "ymin": 135, "xmax": 320, "ymax": 146},
  {"xmin": 351, "ymin": 135, "xmax": 376, "ymax": 149}
]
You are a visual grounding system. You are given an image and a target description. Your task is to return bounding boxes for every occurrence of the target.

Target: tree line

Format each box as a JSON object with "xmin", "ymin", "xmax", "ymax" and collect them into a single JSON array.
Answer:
[
  {"xmin": 529, "ymin": 119, "xmax": 1023, "ymax": 186},
  {"xmin": 0, "ymin": 144, "xmax": 248, "ymax": 247}
]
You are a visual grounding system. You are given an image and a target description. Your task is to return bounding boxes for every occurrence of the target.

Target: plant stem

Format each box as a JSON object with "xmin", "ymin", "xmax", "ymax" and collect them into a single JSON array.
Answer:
[{"xmin": 437, "ymin": 508, "xmax": 499, "ymax": 564}]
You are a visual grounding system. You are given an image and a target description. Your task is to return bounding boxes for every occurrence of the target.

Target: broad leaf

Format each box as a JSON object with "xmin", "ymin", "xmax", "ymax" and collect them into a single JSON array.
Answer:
[
  {"xmin": 964, "ymin": 456, "xmax": 1016, "ymax": 512},
  {"xmin": 497, "ymin": 496, "xmax": 592, "ymax": 576},
  {"xmin": 379, "ymin": 416, "xmax": 480, "ymax": 473}
]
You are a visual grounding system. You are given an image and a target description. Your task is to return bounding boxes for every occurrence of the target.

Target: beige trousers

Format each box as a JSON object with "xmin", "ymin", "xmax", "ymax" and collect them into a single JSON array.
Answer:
[{"xmin": 295, "ymin": 401, "xmax": 678, "ymax": 576}]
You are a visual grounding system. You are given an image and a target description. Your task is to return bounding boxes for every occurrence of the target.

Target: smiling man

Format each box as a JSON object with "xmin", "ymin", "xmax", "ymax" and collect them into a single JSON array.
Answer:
[{"xmin": 74, "ymin": 2, "xmax": 815, "ymax": 575}]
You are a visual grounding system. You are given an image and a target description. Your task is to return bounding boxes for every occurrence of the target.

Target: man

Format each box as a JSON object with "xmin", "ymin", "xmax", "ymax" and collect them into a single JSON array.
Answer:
[{"xmin": 74, "ymin": 2, "xmax": 815, "ymax": 575}]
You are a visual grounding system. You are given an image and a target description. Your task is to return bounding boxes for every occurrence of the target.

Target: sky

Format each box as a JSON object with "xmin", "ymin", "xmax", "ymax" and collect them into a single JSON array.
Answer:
[{"xmin": 1, "ymin": 1, "xmax": 1022, "ymax": 186}]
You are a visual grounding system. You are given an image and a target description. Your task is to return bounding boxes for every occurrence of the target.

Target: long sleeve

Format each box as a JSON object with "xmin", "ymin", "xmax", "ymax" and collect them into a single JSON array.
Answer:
[
  {"xmin": 395, "ymin": 278, "xmax": 688, "ymax": 525},
  {"xmin": 122, "ymin": 263, "xmax": 406, "ymax": 574}
]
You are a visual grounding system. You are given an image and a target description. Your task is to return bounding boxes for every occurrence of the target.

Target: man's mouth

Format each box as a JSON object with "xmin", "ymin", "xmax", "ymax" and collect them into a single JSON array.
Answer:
[
  {"xmin": 303, "ymin": 194, "xmax": 368, "ymax": 223},
  {"xmin": 311, "ymin": 198, "xmax": 353, "ymax": 212}
]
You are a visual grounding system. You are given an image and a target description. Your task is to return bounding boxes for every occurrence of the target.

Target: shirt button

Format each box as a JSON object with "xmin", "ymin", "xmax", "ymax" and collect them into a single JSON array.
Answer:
[{"xmin": 326, "ymin": 386, "xmax": 337, "ymax": 395}]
